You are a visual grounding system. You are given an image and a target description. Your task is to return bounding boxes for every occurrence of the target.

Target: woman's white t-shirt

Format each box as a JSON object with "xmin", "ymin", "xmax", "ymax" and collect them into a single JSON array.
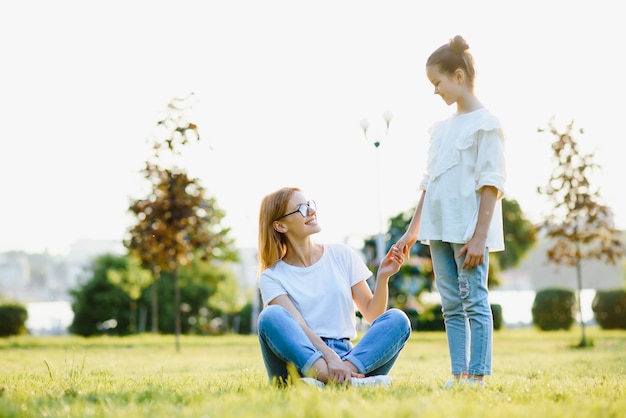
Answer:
[{"xmin": 259, "ymin": 243, "xmax": 372, "ymax": 340}]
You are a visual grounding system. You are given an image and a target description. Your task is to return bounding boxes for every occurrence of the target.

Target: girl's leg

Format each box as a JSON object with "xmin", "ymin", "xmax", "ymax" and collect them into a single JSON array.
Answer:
[
  {"xmin": 257, "ymin": 305, "xmax": 324, "ymax": 384},
  {"xmin": 458, "ymin": 247, "xmax": 492, "ymax": 377},
  {"xmin": 342, "ymin": 308, "xmax": 411, "ymax": 376},
  {"xmin": 430, "ymin": 240, "xmax": 469, "ymax": 377}
]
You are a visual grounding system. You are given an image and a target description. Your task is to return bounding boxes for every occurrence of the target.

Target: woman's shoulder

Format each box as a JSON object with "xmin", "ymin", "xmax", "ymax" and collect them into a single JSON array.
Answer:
[
  {"xmin": 323, "ymin": 242, "xmax": 351, "ymax": 255},
  {"xmin": 260, "ymin": 259, "xmax": 288, "ymax": 277},
  {"xmin": 323, "ymin": 243, "xmax": 362, "ymax": 262},
  {"xmin": 325, "ymin": 242, "xmax": 360, "ymax": 252},
  {"xmin": 324, "ymin": 242, "xmax": 348, "ymax": 249}
]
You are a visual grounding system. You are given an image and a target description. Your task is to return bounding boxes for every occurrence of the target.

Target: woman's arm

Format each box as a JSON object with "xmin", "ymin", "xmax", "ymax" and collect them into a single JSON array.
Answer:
[
  {"xmin": 268, "ymin": 294, "xmax": 362, "ymax": 383},
  {"xmin": 268, "ymin": 295, "xmax": 338, "ymax": 360},
  {"xmin": 352, "ymin": 245, "xmax": 404, "ymax": 323}
]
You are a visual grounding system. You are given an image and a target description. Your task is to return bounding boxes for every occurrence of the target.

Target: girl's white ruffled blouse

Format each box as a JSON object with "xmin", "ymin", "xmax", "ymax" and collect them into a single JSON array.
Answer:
[{"xmin": 418, "ymin": 108, "xmax": 507, "ymax": 252}]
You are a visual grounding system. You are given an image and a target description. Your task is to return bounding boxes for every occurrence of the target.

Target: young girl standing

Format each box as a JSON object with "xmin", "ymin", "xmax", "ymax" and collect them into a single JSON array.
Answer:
[{"xmin": 395, "ymin": 35, "xmax": 506, "ymax": 387}]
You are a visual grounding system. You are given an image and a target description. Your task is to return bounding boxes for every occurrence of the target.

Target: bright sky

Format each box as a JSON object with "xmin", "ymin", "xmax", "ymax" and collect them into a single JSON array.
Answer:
[{"xmin": 1, "ymin": 1, "xmax": 624, "ymax": 256}]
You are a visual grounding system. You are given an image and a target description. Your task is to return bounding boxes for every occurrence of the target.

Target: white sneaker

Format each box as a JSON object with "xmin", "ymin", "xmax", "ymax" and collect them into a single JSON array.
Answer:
[
  {"xmin": 443, "ymin": 379, "xmax": 460, "ymax": 389},
  {"xmin": 300, "ymin": 377, "xmax": 325, "ymax": 388},
  {"xmin": 350, "ymin": 375, "xmax": 392, "ymax": 387},
  {"xmin": 464, "ymin": 379, "xmax": 486, "ymax": 387},
  {"xmin": 443, "ymin": 378, "xmax": 486, "ymax": 389}
]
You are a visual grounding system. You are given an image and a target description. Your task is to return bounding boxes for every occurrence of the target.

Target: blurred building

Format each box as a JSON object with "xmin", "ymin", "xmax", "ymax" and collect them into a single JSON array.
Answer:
[
  {"xmin": 0, "ymin": 239, "xmax": 122, "ymax": 335},
  {"xmin": 66, "ymin": 239, "xmax": 123, "ymax": 290},
  {"xmin": 230, "ymin": 247, "xmax": 260, "ymax": 333},
  {"xmin": 0, "ymin": 251, "xmax": 30, "ymax": 299},
  {"xmin": 499, "ymin": 237, "xmax": 624, "ymax": 291},
  {"xmin": 0, "ymin": 239, "xmax": 122, "ymax": 302}
]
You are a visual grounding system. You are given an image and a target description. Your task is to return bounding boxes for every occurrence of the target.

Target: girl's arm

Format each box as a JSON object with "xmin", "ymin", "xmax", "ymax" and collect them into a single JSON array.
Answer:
[
  {"xmin": 459, "ymin": 185, "xmax": 498, "ymax": 269},
  {"xmin": 395, "ymin": 190, "xmax": 425, "ymax": 258}
]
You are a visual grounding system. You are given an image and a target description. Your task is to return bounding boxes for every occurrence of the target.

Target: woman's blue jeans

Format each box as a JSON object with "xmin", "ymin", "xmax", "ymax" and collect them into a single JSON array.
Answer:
[
  {"xmin": 257, "ymin": 305, "xmax": 411, "ymax": 384},
  {"xmin": 429, "ymin": 240, "xmax": 492, "ymax": 376}
]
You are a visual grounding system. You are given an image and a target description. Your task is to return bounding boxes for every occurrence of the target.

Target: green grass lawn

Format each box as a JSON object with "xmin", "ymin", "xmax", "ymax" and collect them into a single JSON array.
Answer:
[{"xmin": 1, "ymin": 327, "xmax": 624, "ymax": 418}]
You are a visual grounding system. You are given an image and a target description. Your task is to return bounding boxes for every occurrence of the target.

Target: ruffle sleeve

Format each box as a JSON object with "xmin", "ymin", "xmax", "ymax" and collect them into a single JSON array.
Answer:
[{"xmin": 428, "ymin": 109, "xmax": 504, "ymax": 182}]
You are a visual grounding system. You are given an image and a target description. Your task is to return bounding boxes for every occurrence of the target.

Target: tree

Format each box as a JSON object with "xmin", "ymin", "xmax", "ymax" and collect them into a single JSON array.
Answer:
[
  {"xmin": 146, "ymin": 255, "xmax": 239, "ymax": 334},
  {"xmin": 383, "ymin": 210, "xmax": 434, "ymax": 309},
  {"xmin": 374, "ymin": 197, "xmax": 536, "ymax": 305},
  {"xmin": 207, "ymin": 270, "xmax": 247, "ymax": 332},
  {"xmin": 70, "ymin": 253, "xmax": 238, "ymax": 335},
  {"xmin": 106, "ymin": 255, "xmax": 153, "ymax": 333},
  {"xmin": 70, "ymin": 254, "xmax": 135, "ymax": 336},
  {"xmin": 125, "ymin": 94, "xmax": 238, "ymax": 351},
  {"xmin": 499, "ymin": 198, "xmax": 538, "ymax": 271},
  {"xmin": 537, "ymin": 118, "xmax": 625, "ymax": 347}
]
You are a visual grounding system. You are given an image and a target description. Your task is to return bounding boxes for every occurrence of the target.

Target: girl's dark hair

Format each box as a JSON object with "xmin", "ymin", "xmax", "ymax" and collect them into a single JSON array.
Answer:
[{"xmin": 426, "ymin": 35, "xmax": 476, "ymax": 86}]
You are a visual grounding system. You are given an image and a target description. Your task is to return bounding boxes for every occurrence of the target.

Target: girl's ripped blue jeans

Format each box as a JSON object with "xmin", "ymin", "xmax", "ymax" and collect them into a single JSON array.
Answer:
[
  {"xmin": 430, "ymin": 240, "xmax": 492, "ymax": 376},
  {"xmin": 257, "ymin": 305, "xmax": 411, "ymax": 385}
]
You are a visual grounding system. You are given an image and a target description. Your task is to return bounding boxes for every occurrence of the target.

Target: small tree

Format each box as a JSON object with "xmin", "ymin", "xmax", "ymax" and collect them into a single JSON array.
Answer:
[
  {"xmin": 499, "ymin": 198, "xmax": 537, "ymax": 271},
  {"xmin": 126, "ymin": 94, "xmax": 237, "ymax": 351},
  {"xmin": 537, "ymin": 118, "xmax": 624, "ymax": 347}
]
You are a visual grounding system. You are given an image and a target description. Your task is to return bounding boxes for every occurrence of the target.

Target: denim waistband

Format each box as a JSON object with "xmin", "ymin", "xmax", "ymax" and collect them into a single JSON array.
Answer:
[{"xmin": 321, "ymin": 337, "xmax": 349, "ymax": 342}]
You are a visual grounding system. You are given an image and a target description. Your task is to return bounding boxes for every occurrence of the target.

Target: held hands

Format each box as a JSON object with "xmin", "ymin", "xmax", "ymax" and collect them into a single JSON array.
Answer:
[
  {"xmin": 395, "ymin": 233, "xmax": 416, "ymax": 259},
  {"xmin": 394, "ymin": 232, "xmax": 487, "ymax": 269},
  {"xmin": 378, "ymin": 245, "xmax": 405, "ymax": 278}
]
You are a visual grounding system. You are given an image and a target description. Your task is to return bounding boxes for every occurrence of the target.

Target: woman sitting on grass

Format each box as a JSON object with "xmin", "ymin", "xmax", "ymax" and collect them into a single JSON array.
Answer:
[{"xmin": 256, "ymin": 187, "xmax": 411, "ymax": 387}]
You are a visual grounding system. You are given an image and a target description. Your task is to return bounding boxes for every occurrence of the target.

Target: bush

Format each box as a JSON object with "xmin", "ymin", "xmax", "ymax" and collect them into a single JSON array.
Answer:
[
  {"xmin": 410, "ymin": 303, "xmax": 503, "ymax": 331},
  {"xmin": 414, "ymin": 304, "xmax": 445, "ymax": 331},
  {"xmin": 532, "ymin": 288, "xmax": 576, "ymax": 331},
  {"xmin": 70, "ymin": 254, "xmax": 134, "ymax": 336},
  {"xmin": 234, "ymin": 303, "xmax": 253, "ymax": 334},
  {"xmin": 592, "ymin": 289, "xmax": 626, "ymax": 329},
  {"xmin": 0, "ymin": 302, "xmax": 28, "ymax": 337},
  {"xmin": 491, "ymin": 304, "xmax": 503, "ymax": 330}
]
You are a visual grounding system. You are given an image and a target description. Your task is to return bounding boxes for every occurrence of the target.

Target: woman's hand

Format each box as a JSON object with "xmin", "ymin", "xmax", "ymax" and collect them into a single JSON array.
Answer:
[
  {"xmin": 378, "ymin": 245, "xmax": 405, "ymax": 278},
  {"xmin": 395, "ymin": 233, "xmax": 415, "ymax": 260},
  {"xmin": 325, "ymin": 357, "xmax": 363, "ymax": 385}
]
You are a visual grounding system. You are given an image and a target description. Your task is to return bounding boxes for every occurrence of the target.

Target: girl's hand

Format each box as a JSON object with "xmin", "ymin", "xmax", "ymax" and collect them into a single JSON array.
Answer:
[{"xmin": 458, "ymin": 237, "xmax": 486, "ymax": 269}]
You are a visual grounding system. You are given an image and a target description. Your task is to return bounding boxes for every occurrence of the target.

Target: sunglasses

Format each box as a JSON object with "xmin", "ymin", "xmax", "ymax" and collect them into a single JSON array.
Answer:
[{"xmin": 275, "ymin": 200, "xmax": 317, "ymax": 220}]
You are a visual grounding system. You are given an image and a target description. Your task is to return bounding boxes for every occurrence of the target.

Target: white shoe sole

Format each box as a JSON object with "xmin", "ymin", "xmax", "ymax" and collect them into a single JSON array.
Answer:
[{"xmin": 350, "ymin": 375, "xmax": 392, "ymax": 387}]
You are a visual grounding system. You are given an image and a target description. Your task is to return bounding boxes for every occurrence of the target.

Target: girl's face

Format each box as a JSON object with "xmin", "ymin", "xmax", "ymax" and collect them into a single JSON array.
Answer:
[{"xmin": 426, "ymin": 65, "xmax": 465, "ymax": 106}]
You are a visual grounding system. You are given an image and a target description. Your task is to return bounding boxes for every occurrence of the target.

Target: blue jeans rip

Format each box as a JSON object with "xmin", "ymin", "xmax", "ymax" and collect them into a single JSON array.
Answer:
[{"xmin": 458, "ymin": 277, "xmax": 469, "ymax": 299}]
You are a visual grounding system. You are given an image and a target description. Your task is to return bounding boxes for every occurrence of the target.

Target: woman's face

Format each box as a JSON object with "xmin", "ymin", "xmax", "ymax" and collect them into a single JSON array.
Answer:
[{"xmin": 276, "ymin": 191, "xmax": 321, "ymax": 236}]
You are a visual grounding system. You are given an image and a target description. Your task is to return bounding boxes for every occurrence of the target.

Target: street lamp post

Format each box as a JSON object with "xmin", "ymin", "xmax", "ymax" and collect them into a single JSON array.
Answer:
[{"xmin": 360, "ymin": 110, "xmax": 393, "ymax": 264}]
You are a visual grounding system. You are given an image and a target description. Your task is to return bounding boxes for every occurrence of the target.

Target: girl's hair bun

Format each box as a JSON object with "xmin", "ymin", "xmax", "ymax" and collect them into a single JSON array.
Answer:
[{"xmin": 449, "ymin": 35, "xmax": 469, "ymax": 54}]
